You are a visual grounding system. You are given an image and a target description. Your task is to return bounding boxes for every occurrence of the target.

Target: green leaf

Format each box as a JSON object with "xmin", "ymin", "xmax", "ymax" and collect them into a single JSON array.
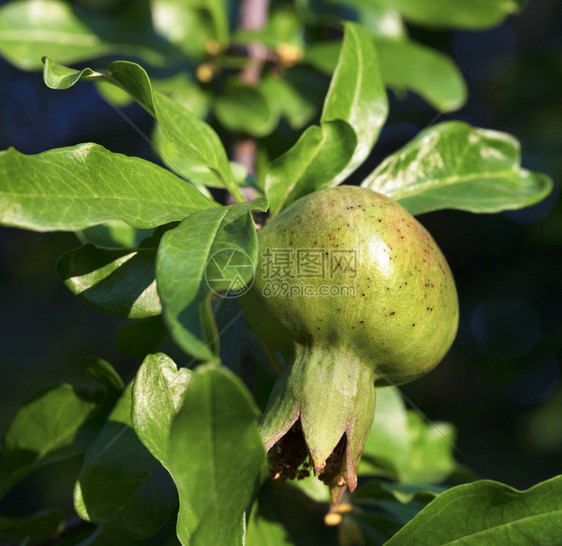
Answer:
[
  {"xmin": 305, "ymin": 37, "xmax": 465, "ymax": 113},
  {"xmin": 154, "ymin": 91, "xmax": 245, "ymax": 201},
  {"xmin": 362, "ymin": 121, "xmax": 553, "ymax": 215},
  {"xmin": 214, "ymin": 81, "xmax": 278, "ymax": 137},
  {"xmin": 152, "ymin": 72, "xmax": 211, "ymax": 118},
  {"xmin": 151, "ymin": 0, "xmax": 229, "ymax": 58},
  {"xmin": 260, "ymin": 71, "xmax": 324, "ymax": 130},
  {"xmin": 0, "ymin": 0, "xmax": 114, "ymax": 70},
  {"xmin": 385, "ymin": 475, "xmax": 562, "ymax": 545},
  {"xmin": 375, "ymin": 38, "xmax": 467, "ymax": 112},
  {"xmin": 42, "ymin": 58, "xmax": 155, "ymax": 113},
  {"xmin": 42, "ymin": 58, "xmax": 246, "ymax": 201},
  {"xmin": 167, "ymin": 364, "xmax": 266, "ymax": 546},
  {"xmin": 95, "ymin": 78, "xmax": 135, "ymax": 107},
  {"xmin": 354, "ymin": 2, "xmax": 407, "ymax": 39},
  {"xmin": 321, "ymin": 22, "xmax": 388, "ymax": 184},
  {"xmin": 264, "ymin": 22, "xmax": 387, "ymax": 214},
  {"xmin": 360, "ymin": 387, "xmax": 458, "ymax": 484},
  {"xmin": 77, "ymin": 519, "xmax": 182, "ymax": 545},
  {"xmin": 189, "ymin": 0, "xmax": 229, "ymax": 48},
  {"xmin": 151, "ymin": 0, "xmax": 218, "ymax": 58},
  {"xmin": 304, "ymin": 41, "xmax": 341, "ymax": 74},
  {"xmin": 42, "ymin": 56, "xmax": 95, "ymax": 88},
  {"xmin": 131, "ymin": 353, "xmax": 191, "ymax": 467},
  {"xmin": 0, "ymin": 384, "xmax": 97, "ymax": 496},
  {"xmin": 402, "ymin": 412, "xmax": 458, "ymax": 484},
  {"xmin": 265, "ymin": 121, "xmax": 356, "ymax": 216},
  {"xmin": 57, "ymin": 243, "xmax": 161, "ymax": 319},
  {"xmin": 75, "ymin": 384, "xmax": 177, "ymax": 538},
  {"xmin": 86, "ymin": 357, "xmax": 125, "ymax": 395},
  {"xmin": 152, "ymin": 126, "xmax": 256, "ymax": 192},
  {"xmin": 0, "ymin": 143, "xmax": 214, "ymax": 232},
  {"xmin": 79, "ymin": 220, "xmax": 150, "ymax": 249},
  {"xmin": 386, "ymin": 0, "xmax": 524, "ymax": 29},
  {"xmin": 0, "ymin": 508, "xmax": 64, "ymax": 544},
  {"xmin": 0, "ymin": 0, "xmax": 166, "ymax": 71},
  {"xmin": 156, "ymin": 199, "xmax": 267, "ymax": 360}
]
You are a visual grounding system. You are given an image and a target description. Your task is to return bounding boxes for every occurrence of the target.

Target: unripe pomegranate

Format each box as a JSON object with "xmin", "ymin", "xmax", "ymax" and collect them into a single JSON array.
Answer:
[{"xmin": 242, "ymin": 186, "xmax": 458, "ymax": 504}]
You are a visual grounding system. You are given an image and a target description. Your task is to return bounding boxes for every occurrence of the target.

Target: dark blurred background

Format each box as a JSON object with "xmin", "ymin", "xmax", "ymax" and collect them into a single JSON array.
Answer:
[{"xmin": 0, "ymin": 0, "xmax": 560, "ymax": 520}]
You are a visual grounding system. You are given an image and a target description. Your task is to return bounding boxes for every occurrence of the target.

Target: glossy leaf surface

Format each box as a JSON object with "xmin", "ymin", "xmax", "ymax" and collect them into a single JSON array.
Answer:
[
  {"xmin": 321, "ymin": 22, "xmax": 388, "ymax": 184},
  {"xmin": 156, "ymin": 199, "xmax": 266, "ymax": 360},
  {"xmin": 167, "ymin": 364, "xmax": 266, "ymax": 546},
  {"xmin": 42, "ymin": 58, "xmax": 244, "ymax": 201},
  {"xmin": 154, "ymin": 91, "xmax": 244, "ymax": 200},
  {"xmin": 363, "ymin": 122, "xmax": 553, "ymax": 214},
  {"xmin": 152, "ymin": 126, "xmax": 254, "ymax": 192},
  {"xmin": 386, "ymin": 475, "xmax": 562, "ymax": 545},
  {"xmin": 131, "ymin": 353, "xmax": 191, "ymax": 467},
  {"xmin": 57, "ymin": 243, "xmax": 161, "ymax": 319},
  {"xmin": 0, "ymin": 144, "xmax": 213, "ymax": 232},
  {"xmin": 265, "ymin": 121, "xmax": 356, "ymax": 216}
]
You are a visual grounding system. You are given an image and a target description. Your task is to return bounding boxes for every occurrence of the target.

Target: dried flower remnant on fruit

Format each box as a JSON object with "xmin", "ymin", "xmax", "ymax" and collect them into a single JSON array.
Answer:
[{"xmin": 267, "ymin": 421, "xmax": 311, "ymax": 481}]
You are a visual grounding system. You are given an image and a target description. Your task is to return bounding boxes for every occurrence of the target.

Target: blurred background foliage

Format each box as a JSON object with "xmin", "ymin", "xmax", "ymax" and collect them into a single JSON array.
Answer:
[{"xmin": 0, "ymin": 0, "xmax": 560, "ymax": 525}]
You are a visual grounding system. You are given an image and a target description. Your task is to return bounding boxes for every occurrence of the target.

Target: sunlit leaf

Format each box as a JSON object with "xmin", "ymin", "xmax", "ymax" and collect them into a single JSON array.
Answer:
[
  {"xmin": 42, "ymin": 58, "xmax": 246, "ymax": 201},
  {"xmin": 0, "ymin": 144, "xmax": 213, "ymax": 232},
  {"xmin": 265, "ymin": 121, "xmax": 356, "ymax": 216},
  {"xmin": 131, "ymin": 353, "xmax": 191, "ymax": 467},
  {"xmin": 156, "ymin": 199, "xmax": 267, "ymax": 360},
  {"xmin": 386, "ymin": 476, "xmax": 562, "ymax": 544},
  {"xmin": 321, "ymin": 22, "xmax": 388, "ymax": 184},
  {"xmin": 168, "ymin": 364, "xmax": 266, "ymax": 546},
  {"xmin": 363, "ymin": 121, "xmax": 553, "ymax": 215},
  {"xmin": 57, "ymin": 243, "xmax": 161, "ymax": 319}
]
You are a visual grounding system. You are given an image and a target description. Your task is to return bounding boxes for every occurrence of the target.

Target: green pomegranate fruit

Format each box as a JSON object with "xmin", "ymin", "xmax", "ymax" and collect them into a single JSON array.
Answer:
[{"xmin": 241, "ymin": 185, "xmax": 458, "ymax": 504}]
